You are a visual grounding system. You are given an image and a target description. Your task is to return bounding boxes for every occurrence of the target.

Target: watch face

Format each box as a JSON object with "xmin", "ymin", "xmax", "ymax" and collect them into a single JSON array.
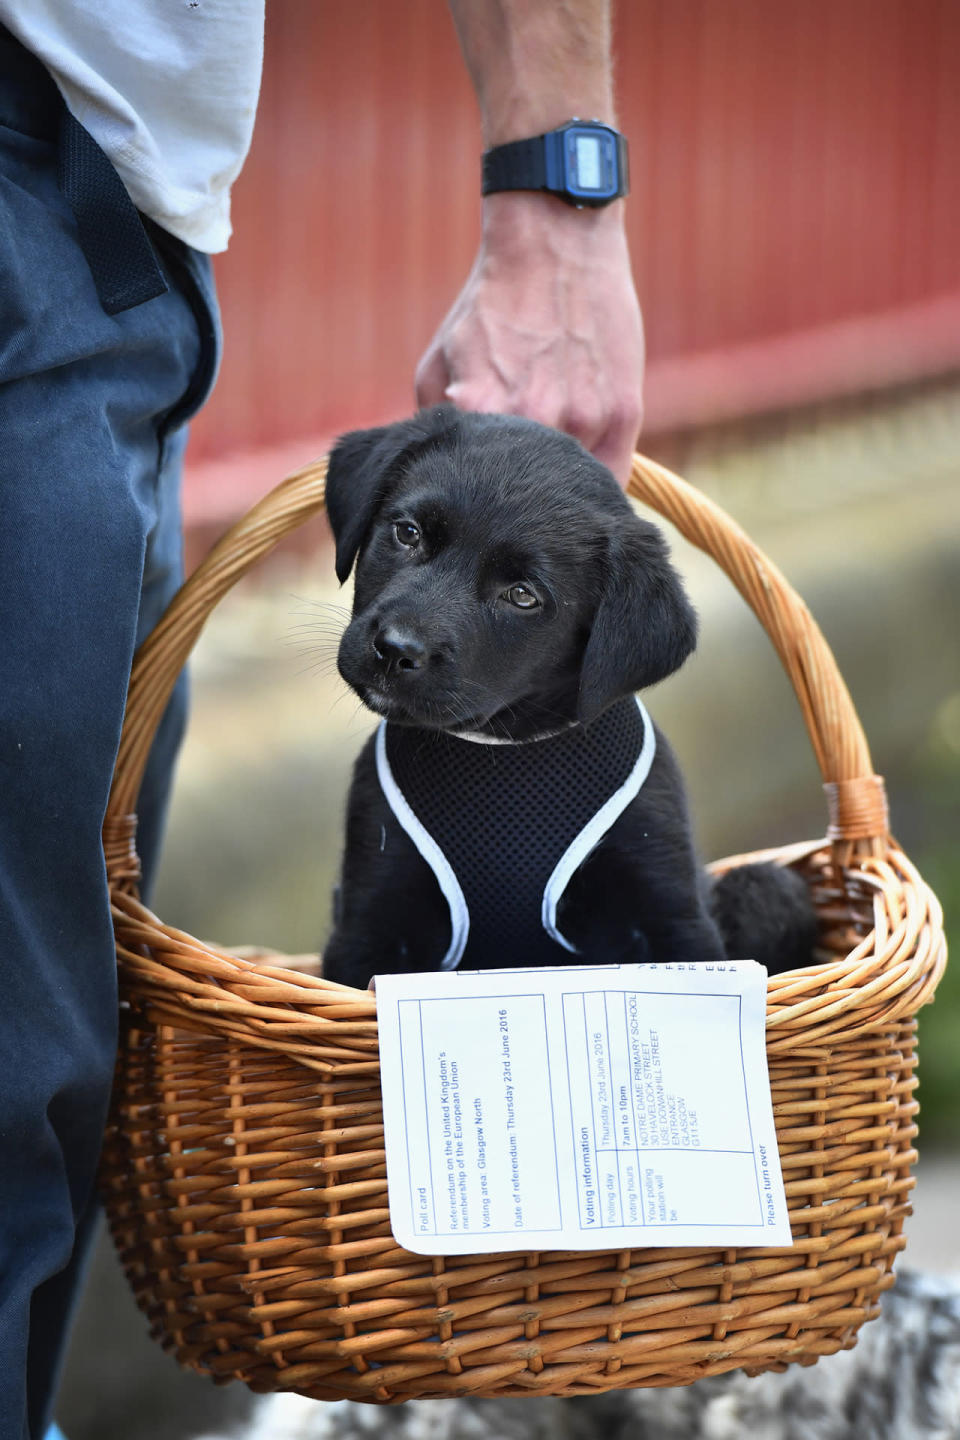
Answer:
[{"xmin": 562, "ymin": 125, "xmax": 622, "ymax": 201}]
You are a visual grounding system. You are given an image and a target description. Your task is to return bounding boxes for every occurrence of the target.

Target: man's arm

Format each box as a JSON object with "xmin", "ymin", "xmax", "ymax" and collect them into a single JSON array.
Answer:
[{"xmin": 416, "ymin": 0, "xmax": 645, "ymax": 488}]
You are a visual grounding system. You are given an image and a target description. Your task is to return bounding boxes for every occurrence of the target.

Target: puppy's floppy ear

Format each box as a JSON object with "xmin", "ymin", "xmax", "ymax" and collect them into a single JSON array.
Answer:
[
  {"xmin": 325, "ymin": 406, "xmax": 458, "ymax": 582},
  {"xmin": 578, "ymin": 516, "xmax": 698, "ymax": 721}
]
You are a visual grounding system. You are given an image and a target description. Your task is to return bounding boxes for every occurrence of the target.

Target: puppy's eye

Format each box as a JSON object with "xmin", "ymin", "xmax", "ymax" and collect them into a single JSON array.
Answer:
[
  {"xmin": 395, "ymin": 521, "xmax": 421, "ymax": 548},
  {"xmin": 503, "ymin": 583, "xmax": 541, "ymax": 610}
]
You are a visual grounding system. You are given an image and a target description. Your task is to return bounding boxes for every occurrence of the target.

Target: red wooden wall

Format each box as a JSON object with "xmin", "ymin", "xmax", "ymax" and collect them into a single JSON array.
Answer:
[{"xmin": 185, "ymin": 0, "xmax": 960, "ymax": 523}]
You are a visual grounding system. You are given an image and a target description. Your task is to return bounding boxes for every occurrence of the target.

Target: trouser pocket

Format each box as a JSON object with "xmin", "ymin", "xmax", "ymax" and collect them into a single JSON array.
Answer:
[{"xmin": 146, "ymin": 219, "xmax": 223, "ymax": 439}]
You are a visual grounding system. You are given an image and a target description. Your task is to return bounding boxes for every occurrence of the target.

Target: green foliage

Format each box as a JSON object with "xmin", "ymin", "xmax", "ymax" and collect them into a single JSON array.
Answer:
[
  {"xmin": 914, "ymin": 844, "xmax": 959, "ymax": 1147},
  {"xmin": 908, "ymin": 715, "xmax": 960, "ymax": 1149}
]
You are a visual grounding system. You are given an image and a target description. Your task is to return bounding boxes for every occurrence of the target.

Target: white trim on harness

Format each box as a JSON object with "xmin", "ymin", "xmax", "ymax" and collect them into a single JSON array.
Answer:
[
  {"xmin": 541, "ymin": 696, "xmax": 656, "ymax": 952},
  {"xmin": 375, "ymin": 721, "xmax": 470, "ymax": 970}
]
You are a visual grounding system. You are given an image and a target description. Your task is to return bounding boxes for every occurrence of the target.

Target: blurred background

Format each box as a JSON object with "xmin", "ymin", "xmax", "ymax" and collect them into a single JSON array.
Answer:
[{"xmin": 58, "ymin": 1, "xmax": 957, "ymax": 1435}]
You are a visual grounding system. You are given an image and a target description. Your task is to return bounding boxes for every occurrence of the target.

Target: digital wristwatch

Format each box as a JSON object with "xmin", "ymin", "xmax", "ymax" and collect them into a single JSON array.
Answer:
[{"xmin": 481, "ymin": 119, "xmax": 629, "ymax": 209}]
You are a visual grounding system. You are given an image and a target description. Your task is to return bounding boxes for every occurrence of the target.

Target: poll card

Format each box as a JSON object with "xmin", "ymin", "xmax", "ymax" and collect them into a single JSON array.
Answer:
[{"xmin": 375, "ymin": 963, "xmax": 792, "ymax": 1255}]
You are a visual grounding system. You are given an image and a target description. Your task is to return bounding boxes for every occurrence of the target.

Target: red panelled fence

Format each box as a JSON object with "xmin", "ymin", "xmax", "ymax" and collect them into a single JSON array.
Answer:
[{"xmin": 184, "ymin": 0, "xmax": 960, "ymax": 532}]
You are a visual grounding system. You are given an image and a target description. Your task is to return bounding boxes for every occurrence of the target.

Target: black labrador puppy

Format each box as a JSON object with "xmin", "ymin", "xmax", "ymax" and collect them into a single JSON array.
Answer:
[{"xmin": 322, "ymin": 407, "xmax": 814, "ymax": 988}]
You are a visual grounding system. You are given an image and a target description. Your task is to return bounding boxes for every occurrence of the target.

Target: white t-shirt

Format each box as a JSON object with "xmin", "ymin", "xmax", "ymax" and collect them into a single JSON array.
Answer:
[{"xmin": 0, "ymin": 0, "xmax": 265, "ymax": 252}]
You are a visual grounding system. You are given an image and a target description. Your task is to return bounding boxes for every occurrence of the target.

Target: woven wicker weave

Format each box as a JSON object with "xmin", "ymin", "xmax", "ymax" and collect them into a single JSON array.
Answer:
[{"xmin": 100, "ymin": 452, "xmax": 946, "ymax": 1401}]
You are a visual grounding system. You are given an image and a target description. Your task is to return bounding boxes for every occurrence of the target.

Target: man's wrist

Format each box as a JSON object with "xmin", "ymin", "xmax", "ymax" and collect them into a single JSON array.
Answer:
[{"xmin": 481, "ymin": 190, "xmax": 627, "ymax": 251}]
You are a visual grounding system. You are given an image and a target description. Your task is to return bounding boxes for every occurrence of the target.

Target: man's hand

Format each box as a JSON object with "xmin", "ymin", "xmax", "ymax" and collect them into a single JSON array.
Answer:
[
  {"xmin": 421, "ymin": 0, "xmax": 646, "ymax": 488},
  {"xmin": 416, "ymin": 192, "xmax": 645, "ymax": 489}
]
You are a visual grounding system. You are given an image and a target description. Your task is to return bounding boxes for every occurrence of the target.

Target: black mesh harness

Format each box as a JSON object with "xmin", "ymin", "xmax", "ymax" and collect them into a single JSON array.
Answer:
[{"xmin": 376, "ymin": 696, "xmax": 655, "ymax": 969}]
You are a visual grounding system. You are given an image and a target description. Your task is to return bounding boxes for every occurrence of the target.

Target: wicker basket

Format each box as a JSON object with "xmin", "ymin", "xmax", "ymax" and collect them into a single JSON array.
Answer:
[{"xmin": 100, "ymin": 452, "xmax": 946, "ymax": 1402}]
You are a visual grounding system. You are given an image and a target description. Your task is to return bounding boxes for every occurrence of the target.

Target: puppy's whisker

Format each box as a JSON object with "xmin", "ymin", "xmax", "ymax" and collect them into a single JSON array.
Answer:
[
  {"xmin": 284, "ymin": 621, "xmax": 346, "ymax": 634},
  {"xmin": 286, "ymin": 607, "xmax": 350, "ymax": 623},
  {"xmin": 296, "ymin": 660, "xmax": 342, "ymax": 681},
  {"xmin": 287, "ymin": 642, "xmax": 340, "ymax": 666},
  {"xmin": 284, "ymin": 633, "xmax": 342, "ymax": 650},
  {"xmin": 287, "ymin": 592, "xmax": 353, "ymax": 616},
  {"xmin": 284, "ymin": 623, "xmax": 343, "ymax": 640},
  {"xmin": 286, "ymin": 643, "xmax": 344, "ymax": 663}
]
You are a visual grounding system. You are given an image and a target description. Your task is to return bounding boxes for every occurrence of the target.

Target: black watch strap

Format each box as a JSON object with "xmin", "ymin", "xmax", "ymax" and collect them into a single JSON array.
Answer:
[
  {"xmin": 481, "ymin": 137, "xmax": 548, "ymax": 196},
  {"xmin": 481, "ymin": 122, "xmax": 628, "ymax": 207}
]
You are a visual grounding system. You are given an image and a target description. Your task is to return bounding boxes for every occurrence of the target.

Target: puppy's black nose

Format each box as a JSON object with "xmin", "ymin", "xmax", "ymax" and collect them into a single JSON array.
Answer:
[{"xmin": 372, "ymin": 625, "xmax": 426, "ymax": 675}]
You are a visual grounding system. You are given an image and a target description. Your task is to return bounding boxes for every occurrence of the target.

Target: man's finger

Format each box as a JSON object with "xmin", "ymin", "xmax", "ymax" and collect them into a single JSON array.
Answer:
[{"xmin": 414, "ymin": 343, "xmax": 450, "ymax": 409}]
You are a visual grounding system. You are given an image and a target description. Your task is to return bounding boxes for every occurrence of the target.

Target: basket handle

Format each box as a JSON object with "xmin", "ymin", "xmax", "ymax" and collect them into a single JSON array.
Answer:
[
  {"xmin": 626, "ymin": 454, "xmax": 887, "ymax": 851},
  {"xmin": 103, "ymin": 451, "xmax": 887, "ymax": 884}
]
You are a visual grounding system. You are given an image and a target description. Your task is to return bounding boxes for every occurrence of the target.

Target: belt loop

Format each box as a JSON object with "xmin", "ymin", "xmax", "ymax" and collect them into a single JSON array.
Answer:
[{"xmin": 57, "ymin": 109, "xmax": 169, "ymax": 316}]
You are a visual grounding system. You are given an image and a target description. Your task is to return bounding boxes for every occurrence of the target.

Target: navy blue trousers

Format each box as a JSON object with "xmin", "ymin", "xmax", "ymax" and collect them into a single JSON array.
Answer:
[{"xmin": 0, "ymin": 34, "xmax": 220, "ymax": 1440}]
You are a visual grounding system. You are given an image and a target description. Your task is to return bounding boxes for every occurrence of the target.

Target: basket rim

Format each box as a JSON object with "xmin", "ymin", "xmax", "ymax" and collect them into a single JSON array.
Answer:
[{"xmin": 109, "ymin": 833, "xmax": 946, "ymax": 1065}]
